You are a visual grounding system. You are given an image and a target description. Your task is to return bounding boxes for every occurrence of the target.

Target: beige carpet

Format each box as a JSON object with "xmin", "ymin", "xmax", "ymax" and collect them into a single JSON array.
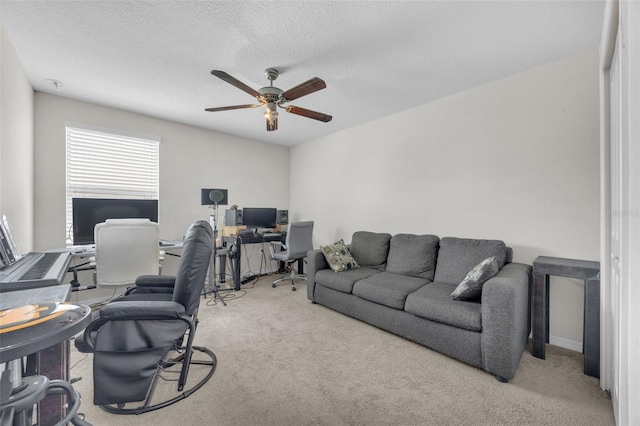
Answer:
[{"xmin": 69, "ymin": 277, "xmax": 614, "ymax": 425}]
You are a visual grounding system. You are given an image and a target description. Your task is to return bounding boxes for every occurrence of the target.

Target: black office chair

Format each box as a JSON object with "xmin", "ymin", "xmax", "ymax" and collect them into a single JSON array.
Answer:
[
  {"xmin": 75, "ymin": 220, "xmax": 216, "ymax": 414},
  {"xmin": 269, "ymin": 221, "xmax": 314, "ymax": 291}
]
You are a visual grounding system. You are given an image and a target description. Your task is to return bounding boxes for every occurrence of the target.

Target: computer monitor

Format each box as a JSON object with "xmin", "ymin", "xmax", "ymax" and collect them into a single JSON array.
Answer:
[
  {"xmin": 242, "ymin": 207, "xmax": 277, "ymax": 230},
  {"xmin": 72, "ymin": 198, "xmax": 159, "ymax": 245}
]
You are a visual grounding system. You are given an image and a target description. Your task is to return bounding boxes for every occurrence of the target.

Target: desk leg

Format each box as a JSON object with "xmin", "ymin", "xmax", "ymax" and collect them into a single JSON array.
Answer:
[
  {"xmin": 233, "ymin": 239, "xmax": 242, "ymax": 291},
  {"xmin": 584, "ymin": 274, "xmax": 600, "ymax": 378},
  {"xmin": 219, "ymin": 255, "xmax": 226, "ymax": 284},
  {"xmin": 207, "ymin": 250, "xmax": 216, "ymax": 296},
  {"xmin": 532, "ymin": 271, "xmax": 547, "ymax": 359}
]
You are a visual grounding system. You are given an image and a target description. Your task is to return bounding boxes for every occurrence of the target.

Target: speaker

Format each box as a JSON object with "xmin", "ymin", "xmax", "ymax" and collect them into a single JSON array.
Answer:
[
  {"xmin": 277, "ymin": 210, "xmax": 288, "ymax": 225},
  {"xmin": 225, "ymin": 209, "xmax": 243, "ymax": 226}
]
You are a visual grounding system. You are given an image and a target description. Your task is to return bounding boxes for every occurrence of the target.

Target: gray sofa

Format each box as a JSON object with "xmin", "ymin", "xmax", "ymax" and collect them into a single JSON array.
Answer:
[{"xmin": 307, "ymin": 232, "xmax": 532, "ymax": 382}]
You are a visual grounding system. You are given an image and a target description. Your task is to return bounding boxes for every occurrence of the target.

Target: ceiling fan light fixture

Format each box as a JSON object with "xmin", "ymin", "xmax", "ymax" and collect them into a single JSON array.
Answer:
[
  {"xmin": 206, "ymin": 68, "xmax": 331, "ymax": 131},
  {"xmin": 265, "ymin": 106, "xmax": 278, "ymax": 131}
]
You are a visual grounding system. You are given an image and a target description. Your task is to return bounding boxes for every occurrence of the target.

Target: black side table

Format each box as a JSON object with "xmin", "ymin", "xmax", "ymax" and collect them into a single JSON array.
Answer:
[{"xmin": 532, "ymin": 256, "xmax": 600, "ymax": 378}]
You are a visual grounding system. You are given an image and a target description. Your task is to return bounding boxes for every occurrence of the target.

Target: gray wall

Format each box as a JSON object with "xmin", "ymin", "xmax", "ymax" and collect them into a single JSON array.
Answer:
[
  {"xmin": 32, "ymin": 93, "xmax": 291, "ymax": 288},
  {"xmin": 0, "ymin": 24, "xmax": 35, "ymax": 252},
  {"xmin": 2, "ymin": 28, "xmax": 600, "ymax": 351},
  {"xmin": 291, "ymin": 49, "xmax": 600, "ymax": 348}
]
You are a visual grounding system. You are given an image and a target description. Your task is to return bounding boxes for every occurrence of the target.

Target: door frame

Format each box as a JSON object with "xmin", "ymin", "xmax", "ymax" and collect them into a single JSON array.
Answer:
[{"xmin": 599, "ymin": 1, "xmax": 640, "ymax": 424}]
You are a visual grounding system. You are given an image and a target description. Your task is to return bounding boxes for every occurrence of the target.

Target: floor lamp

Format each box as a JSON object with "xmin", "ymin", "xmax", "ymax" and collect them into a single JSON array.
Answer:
[{"xmin": 201, "ymin": 188, "xmax": 228, "ymax": 304}]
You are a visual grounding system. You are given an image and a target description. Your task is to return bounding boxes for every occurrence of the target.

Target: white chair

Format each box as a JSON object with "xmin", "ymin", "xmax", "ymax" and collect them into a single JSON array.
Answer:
[
  {"xmin": 269, "ymin": 221, "xmax": 314, "ymax": 291},
  {"xmin": 93, "ymin": 218, "xmax": 161, "ymax": 288}
]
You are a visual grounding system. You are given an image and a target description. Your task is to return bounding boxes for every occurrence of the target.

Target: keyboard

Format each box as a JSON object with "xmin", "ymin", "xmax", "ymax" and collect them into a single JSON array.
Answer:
[
  {"xmin": 18, "ymin": 252, "xmax": 61, "ymax": 281},
  {"xmin": 0, "ymin": 251, "xmax": 72, "ymax": 293}
]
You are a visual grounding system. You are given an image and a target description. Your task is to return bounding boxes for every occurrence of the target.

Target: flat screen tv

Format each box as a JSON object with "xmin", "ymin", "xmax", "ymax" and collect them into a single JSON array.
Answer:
[
  {"xmin": 72, "ymin": 198, "xmax": 159, "ymax": 245},
  {"xmin": 242, "ymin": 207, "xmax": 277, "ymax": 230}
]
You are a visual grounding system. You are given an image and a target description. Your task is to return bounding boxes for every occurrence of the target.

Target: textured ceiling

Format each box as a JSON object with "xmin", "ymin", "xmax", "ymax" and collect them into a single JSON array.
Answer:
[{"xmin": 1, "ymin": 1, "xmax": 604, "ymax": 147}]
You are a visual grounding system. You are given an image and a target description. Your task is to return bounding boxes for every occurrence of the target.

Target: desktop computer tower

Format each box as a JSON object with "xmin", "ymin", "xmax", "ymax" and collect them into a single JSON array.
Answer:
[{"xmin": 225, "ymin": 209, "xmax": 243, "ymax": 226}]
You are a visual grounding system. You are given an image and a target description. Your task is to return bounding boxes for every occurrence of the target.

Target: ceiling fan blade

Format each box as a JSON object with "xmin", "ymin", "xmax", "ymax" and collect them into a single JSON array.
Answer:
[
  {"xmin": 211, "ymin": 70, "xmax": 261, "ymax": 98},
  {"xmin": 205, "ymin": 104, "xmax": 261, "ymax": 112},
  {"xmin": 281, "ymin": 77, "xmax": 326, "ymax": 101},
  {"xmin": 285, "ymin": 105, "xmax": 332, "ymax": 122}
]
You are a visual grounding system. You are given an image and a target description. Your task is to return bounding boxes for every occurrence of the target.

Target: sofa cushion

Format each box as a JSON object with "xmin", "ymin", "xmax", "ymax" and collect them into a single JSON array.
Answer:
[
  {"xmin": 353, "ymin": 271, "xmax": 429, "ymax": 310},
  {"xmin": 450, "ymin": 256, "xmax": 499, "ymax": 301},
  {"xmin": 350, "ymin": 231, "xmax": 392, "ymax": 271},
  {"xmin": 385, "ymin": 234, "xmax": 439, "ymax": 280},
  {"xmin": 434, "ymin": 237, "xmax": 507, "ymax": 285},
  {"xmin": 405, "ymin": 282, "xmax": 482, "ymax": 332},
  {"xmin": 315, "ymin": 267, "xmax": 380, "ymax": 294},
  {"xmin": 320, "ymin": 239, "xmax": 360, "ymax": 272}
]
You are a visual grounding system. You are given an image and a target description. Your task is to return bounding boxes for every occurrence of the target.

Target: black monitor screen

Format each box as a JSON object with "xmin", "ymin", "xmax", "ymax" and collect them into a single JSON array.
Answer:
[
  {"xmin": 242, "ymin": 207, "xmax": 277, "ymax": 229},
  {"xmin": 72, "ymin": 198, "xmax": 159, "ymax": 245}
]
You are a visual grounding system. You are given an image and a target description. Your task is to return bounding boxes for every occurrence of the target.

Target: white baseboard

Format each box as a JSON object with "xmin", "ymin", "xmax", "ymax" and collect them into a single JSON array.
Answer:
[
  {"xmin": 528, "ymin": 331, "xmax": 583, "ymax": 353},
  {"xmin": 549, "ymin": 335, "xmax": 583, "ymax": 353}
]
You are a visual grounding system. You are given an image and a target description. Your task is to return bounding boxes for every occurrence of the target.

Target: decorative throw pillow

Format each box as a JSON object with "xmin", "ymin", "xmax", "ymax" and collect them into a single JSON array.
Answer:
[
  {"xmin": 450, "ymin": 256, "xmax": 499, "ymax": 301},
  {"xmin": 321, "ymin": 239, "xmax": 360, "ymax": 272},
  {"xmin": 349, "ymin": 231, "xmax": 391, "ymax": 271}
]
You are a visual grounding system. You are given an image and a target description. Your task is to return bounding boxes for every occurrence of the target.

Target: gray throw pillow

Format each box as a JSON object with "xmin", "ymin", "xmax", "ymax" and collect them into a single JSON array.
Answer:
[
  {"xmin": 350, "ymin": 231, "xmax": 391, "ymax": 271},
  {"xmin": 450, "ymin": 256, "xmax": 499, "ymax": 301},
  {"xmin": 385, "ymin": 234, "xmax": 440, "ymax": 280},
  {"xmin": 321, "ymin": 239, "xmax": 360, "ymax": 272},
  {"xmin": 434, "ymin": 237, "xmax": 507, "ymax": 285}
]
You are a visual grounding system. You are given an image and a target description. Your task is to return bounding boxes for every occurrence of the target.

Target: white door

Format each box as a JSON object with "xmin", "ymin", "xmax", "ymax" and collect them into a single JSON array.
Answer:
[
  {"xmin": 608, "ymin": 32, "xmax": 622, "ymax": 421},
  {"xmin": 606, "ymin": 2, "xmax": 640, "ymax": 423}
]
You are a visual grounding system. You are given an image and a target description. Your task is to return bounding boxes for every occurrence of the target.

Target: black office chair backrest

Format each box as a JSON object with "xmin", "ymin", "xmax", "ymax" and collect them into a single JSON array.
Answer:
[
  {"xmin": 172, "ymin": 220, "xmax": 214, "ymax": 315},
  {"xmin": 286, "ymin": 221, "xmax": 314, "ymax": 259}
]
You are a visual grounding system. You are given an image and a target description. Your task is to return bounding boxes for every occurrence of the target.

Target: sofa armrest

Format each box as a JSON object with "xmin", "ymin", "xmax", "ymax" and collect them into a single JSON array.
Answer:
[
  {"xmin": 480, "ymin": 262, "xmax": 532, "ymax": 381},
  {"xmin": 307, "ymin": 248, "xmax": 329, "ymax": 302}
]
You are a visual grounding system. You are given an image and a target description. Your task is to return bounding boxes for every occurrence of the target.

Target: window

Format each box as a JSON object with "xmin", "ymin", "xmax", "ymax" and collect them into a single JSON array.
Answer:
[{"xmin": 65, "ymin": 123, "xmax": 159, "ymax": 244}]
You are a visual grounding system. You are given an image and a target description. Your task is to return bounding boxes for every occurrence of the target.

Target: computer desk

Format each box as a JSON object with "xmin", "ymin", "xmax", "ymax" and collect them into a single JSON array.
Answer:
[
  {"xmin": 46, "ymin": 240, "xmax": 184, "ymax": 290},
  {"xmin": 222, "ymin": 232, "xmax": 287, "ymax": 291}
]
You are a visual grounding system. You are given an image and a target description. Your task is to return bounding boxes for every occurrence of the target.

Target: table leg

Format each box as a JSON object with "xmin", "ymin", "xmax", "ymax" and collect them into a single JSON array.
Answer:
[
  {"xmin": 532, "ymin": 272, "xmax": 547, "ymax": 359},
  {"xmin": 545, "ymin": 276, "xmax": 550, "ymax": 343},
  {"xmin": 584, "ymin": 274, "xmax": 600, "ymax": 378}
]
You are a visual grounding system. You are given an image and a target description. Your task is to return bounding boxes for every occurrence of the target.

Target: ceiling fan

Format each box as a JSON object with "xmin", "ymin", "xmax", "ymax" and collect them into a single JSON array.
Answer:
[{"xmin": 205, "ymin": 68, "xmax": 332, "ymax": 131}]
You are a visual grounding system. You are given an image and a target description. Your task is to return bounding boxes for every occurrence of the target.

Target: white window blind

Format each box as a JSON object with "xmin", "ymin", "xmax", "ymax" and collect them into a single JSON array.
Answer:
[{"xmin": 65, "ymin": 124, "xmax": 159, "ymax": 244}]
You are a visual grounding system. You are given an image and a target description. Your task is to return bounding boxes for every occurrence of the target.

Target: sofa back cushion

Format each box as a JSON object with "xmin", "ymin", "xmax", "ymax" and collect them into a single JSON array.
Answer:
[
  {"xmin": 434, "ymin": 237, "xmax": 507, "ymax": 285},
  {"xmin": 350, "ymin": 231, "xmax": 392, "ymax": 272},
  {"xmin": 385, "ymin": 234, "xmax": 440, "ymax": 280}
]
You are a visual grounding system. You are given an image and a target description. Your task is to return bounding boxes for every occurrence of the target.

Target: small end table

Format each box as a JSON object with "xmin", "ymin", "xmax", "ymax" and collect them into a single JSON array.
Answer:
[{"xmin": 532, "ymin": 256, "xmax": 600, "ymax": 378}]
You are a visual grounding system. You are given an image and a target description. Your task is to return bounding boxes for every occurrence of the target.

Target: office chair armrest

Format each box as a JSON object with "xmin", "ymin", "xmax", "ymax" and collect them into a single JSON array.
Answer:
[
  {"xmin": 269, "ymin": 241, "xmax": 287, "ymax": 259},
  {"xmin": 82, "ymin": 301, "xmax": 187, "ymax": 352},
  {"xmin": 135, "ymin": 275, "xmax": 176, "ymax": 286},
  {"xmin": 99, "ymin": 300, "xmax": 186, "ymax": 320},
  {"xmin": 126, "ymin": 275, "xmax": 177, "ymax": 295}
]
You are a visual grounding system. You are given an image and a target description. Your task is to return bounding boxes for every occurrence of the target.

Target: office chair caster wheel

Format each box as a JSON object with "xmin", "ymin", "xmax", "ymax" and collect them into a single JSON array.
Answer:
[
  {"xmin": 291, "ymin": 287, "xmax": 296, "ymax": 291},
  {"xmin": 272, "ymin": 283, "xmax": 276, "ymax": 288}
]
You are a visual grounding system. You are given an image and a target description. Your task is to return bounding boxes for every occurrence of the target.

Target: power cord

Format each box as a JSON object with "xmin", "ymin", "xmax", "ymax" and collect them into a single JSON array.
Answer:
[{"xmin": 204, "ymin": 289, "xmax": 247, "ymax": 306}]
